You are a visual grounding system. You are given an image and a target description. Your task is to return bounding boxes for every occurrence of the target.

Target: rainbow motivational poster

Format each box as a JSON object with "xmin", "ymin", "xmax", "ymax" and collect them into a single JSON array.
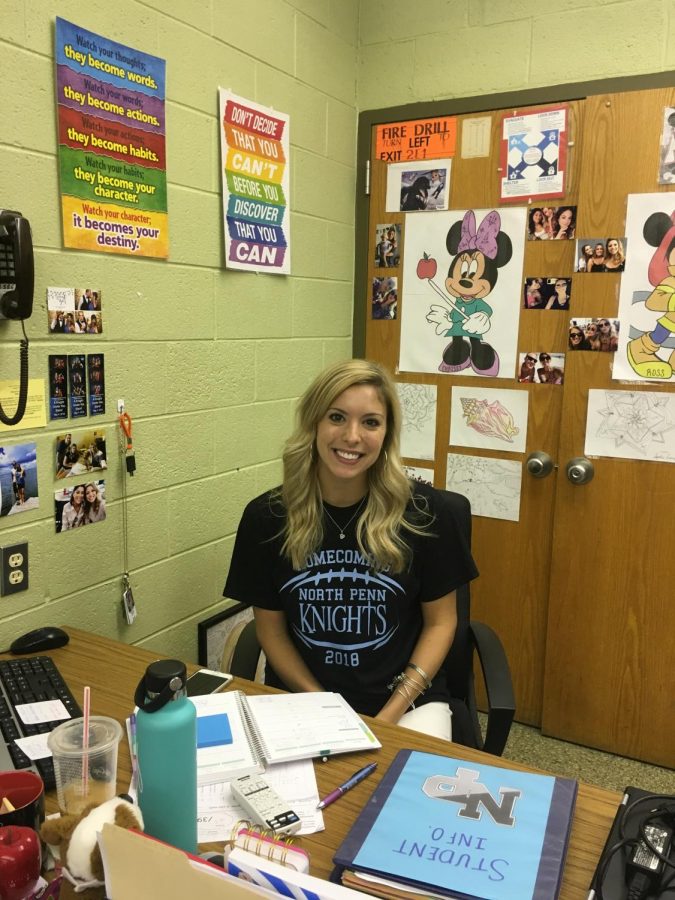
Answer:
[
  {"xmin": 55, "ymin": 18, "xmax": 168, "ymax": 259},
  {"xmin": 219, "ymin": 89, "xmax": 290, "ymax": 274}
]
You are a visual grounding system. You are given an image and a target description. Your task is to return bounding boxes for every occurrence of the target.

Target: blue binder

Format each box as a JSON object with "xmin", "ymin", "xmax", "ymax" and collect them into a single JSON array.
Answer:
[{"xmin": 333, "ymin": 749, "xmax": 578, "ymax": 900}]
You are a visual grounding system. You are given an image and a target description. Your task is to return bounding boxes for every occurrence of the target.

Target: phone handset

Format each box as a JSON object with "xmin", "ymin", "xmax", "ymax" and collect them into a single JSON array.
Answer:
[{"xmin": 0, "ymin": 209, "xmax": 33, "ymax": 426}]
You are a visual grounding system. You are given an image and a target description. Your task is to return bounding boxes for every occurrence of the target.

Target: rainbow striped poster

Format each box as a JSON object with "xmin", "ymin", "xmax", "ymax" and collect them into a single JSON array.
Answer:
[
  {"xmin": 55, "ymin": 18, "xmax": 168, "ymax": 259},
  {"xmin": 219, "ymin": 90, "xmax": 290, "ymax": 274}
]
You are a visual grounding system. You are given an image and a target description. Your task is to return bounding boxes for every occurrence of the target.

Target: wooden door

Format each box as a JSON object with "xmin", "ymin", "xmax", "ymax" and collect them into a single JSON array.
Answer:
[
  {"xmin": 541, "ymin": 88, "xmax": 675, "ymax": 768},
  {"xmin": 365, "ymin": 102, "xmax": 584, "ymax": 729},
  {"xmin": 363, "ymin": 86, "xmax": 675, "ymax": 766}
]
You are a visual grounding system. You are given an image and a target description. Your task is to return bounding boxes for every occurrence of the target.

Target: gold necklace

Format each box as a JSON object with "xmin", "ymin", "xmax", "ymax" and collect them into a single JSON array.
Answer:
[{"xmin": 323, "ymin": 496, "xmax": 366, "ymax": 540}]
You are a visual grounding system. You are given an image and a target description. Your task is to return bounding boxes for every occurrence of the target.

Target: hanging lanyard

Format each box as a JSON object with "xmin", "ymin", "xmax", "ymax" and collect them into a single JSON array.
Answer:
[{"xmin": 119, "ymin": 411, "xmax": 133, "ymax": 450}]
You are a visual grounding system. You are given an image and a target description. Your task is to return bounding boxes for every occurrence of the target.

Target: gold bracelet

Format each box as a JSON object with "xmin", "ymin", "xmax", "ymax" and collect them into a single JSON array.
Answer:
[
  {"xmin": 395, "ymin": 683, "xmax": 416, "ymax": 710},
  {"xmin": 400, "ymin": 674, "xmax": 425, "ymax": 698},
  {"xmin": 406, "ymin": 662, "xmax": 432, "ymax": 690},
  {"xmin": 404, "ymin": 670, "xmax": 427, "ymax": 692}
]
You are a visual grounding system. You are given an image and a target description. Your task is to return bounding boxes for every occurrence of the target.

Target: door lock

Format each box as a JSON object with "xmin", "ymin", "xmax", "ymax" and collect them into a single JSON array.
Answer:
[
  {"xmin": 526, "ymin": 451, "xmax": 555, "ymax": 478},
  {"xmin": 566, "ymin": 457, "xmax": 595, "ymax": 485}
]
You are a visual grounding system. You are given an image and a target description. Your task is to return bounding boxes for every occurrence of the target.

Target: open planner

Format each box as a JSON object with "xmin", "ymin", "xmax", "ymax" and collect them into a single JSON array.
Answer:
[{"xmin": 190, "ymin": 690, "xmax": 381, "ymax": 785}]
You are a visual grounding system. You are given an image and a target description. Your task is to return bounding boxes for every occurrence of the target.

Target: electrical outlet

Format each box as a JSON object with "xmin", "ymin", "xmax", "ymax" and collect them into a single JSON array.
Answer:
[{"xmin": 1, "ymin": 542, "xmax": 28, "ymax": 595}]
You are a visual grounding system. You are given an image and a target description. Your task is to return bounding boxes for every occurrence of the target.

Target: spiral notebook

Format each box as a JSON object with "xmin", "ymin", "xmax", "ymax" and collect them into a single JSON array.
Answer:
[
  {"xmin": 226, "ymin": 824, "xmax": 368, "ymax": 899},
  {"xmin": 190, "ymin": 690, "xmax": 381, "ymax": 785}
]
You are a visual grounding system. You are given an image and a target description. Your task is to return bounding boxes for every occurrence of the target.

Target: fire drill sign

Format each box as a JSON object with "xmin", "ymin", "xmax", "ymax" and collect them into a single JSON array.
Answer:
[
  {"xmin": 55, "ymin": 18, "xmax": 168, "ymax": 258},
  {"xmin": 375, "ymin": 116, "xmax": 457, "ymax": 163},
  {"xmin": 219, "ymin": 90, "xmax": 290, "ymax": 274}
]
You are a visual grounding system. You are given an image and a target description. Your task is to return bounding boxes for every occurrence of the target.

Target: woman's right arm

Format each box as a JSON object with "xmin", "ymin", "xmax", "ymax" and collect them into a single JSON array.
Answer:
[{"xmin": 253, "ymin": 607, "xmax": 324, "ymax": 693}]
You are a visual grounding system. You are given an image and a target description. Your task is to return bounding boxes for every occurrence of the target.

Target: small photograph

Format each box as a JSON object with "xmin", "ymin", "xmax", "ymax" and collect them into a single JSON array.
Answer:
[
  {"xmin": 657, "ymin": 107, "xmax": 675, "ymax": 184},
  {"xmin": 372, "ymin": 276, "xmax": 398, "ymax": 320},
  {"xmin": 75, "ymin": 288, "xmax": 102, "ymax": 312},
  {"xmin": 517, "ymin": 352, "xmax": 565, "ymax": 384},
  {"xmin": 88, "ymin": 354, "xmax": 105, "ymax": 416},
  {"xmin": 527, "ymin": 206, "xmax": 577, "ymax": 240},
  {"xmin": 48, "ymin": 354, "xmax": 68, "ymax": 421},
  {"xmin": 47, "ymin": 287, "xmax": 103, "ymax": 333},
  {"xmin": 523, "ymin": 277, "xmax": 571, "ymax": 310},
  {"xmin": 400, "ymin": 167, "xmax": 449, "ymax": 211},
  {"xmin": 55, "ymin": 480, "xmax": 106, "ymax": 533},
  {"xmin": 374, "ymin": 223, "xmax": 401, "ymax": 268},
  {"xmin": 575, "ymin": 238, "xmax": 627, "ymax": 272},
  {"xmin": 69, "ymin": 355, "xmax": 87, "ymax": 418},
  {"xmin": 56, "ymin": 429, "xmax": 107, "ymax": 479},
  {"xmin": 0, "ymin": 443, "xmax": 38, "ymax": 516},
  {"xmin": 568, "ymin": 318, "xmax": 620, "ymax": 352}
]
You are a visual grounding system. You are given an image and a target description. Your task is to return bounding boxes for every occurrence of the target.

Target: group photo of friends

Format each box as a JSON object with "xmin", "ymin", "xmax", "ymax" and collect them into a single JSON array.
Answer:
[
  {"xmin": 575, "ymin": 238, "xmax": 627, "ymax": 272},
  {"xmin": 47, "ymin": 286, "xmax": 104, "ymax": 334},
  {"xmin": 518, "ymin": 352, "xmax": 566, "ymax": 384},
  {"xmin": 49, "ymin": 310, "xmax": 103, "ymax": 334},
  {"xmin": 523, "ymin": 276, "xmax": 572, "ymax": 310},
  {"xmin": 568, "ymin": 318, "xmax": 620, "ymax": 351},
  {"xmin": 527, "ymin": 205, "xmax": 577, "ymax": 240},
  {"xmin": 56, "ymin": 430, "xmax": 107, "ymax": 479},
  {"xmin": 54, "ymin": 480, "xmax": 107, "ymax": 532}
]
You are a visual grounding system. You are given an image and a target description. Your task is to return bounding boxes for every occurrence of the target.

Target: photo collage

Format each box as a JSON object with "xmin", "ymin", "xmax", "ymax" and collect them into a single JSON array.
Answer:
[{"xmin": 45, "ymin": 284, "xmax": 108, "ymax": 533}]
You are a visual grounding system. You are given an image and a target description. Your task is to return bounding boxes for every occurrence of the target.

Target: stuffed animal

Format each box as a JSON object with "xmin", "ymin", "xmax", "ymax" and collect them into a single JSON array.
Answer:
[{"xmin": 40, "ymin": 795, "xmax": 143, "ymax": 899}]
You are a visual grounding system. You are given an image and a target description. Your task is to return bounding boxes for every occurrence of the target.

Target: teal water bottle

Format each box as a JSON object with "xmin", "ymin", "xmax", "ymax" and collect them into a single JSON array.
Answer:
[{"xmin": 134, "ymin": 659, "xmax": 197, "ymax": 853}]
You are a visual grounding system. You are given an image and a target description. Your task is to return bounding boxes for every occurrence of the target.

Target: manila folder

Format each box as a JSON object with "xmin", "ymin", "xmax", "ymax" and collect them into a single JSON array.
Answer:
[{"xmin": 98, "ymin": 823, "xmax": 273, "ymax": 899}]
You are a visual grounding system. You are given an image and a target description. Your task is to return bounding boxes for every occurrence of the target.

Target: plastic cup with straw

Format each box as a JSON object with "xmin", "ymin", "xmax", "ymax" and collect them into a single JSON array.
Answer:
[
  {"xmin": 82, "ymin": 685, "xmax": 90, "ymax": 796},
  {"xmin": 47, "ymin": 689, "xmax": 122, "ymax": 815}
]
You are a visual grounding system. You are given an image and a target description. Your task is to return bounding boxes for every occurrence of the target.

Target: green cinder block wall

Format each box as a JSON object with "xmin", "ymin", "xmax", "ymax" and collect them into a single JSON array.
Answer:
[{"xmin": 0, "ymin": 0, "xmax": 672, "ymax": 663}]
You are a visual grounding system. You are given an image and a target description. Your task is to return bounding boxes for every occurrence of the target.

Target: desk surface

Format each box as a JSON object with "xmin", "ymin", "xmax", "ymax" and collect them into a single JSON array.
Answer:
[{"xmin": 5, "ymin": 627, "xmax": 620, "ymax": 898}]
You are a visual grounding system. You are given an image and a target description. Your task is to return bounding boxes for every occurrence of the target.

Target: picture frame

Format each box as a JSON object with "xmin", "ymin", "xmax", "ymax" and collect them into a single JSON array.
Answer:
[{"xmin": 197, "ymin": 601, "xmax": 254, "ymax": 671}]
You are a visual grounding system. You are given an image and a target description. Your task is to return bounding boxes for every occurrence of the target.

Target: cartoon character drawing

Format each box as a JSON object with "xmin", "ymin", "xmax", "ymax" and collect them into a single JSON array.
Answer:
[
  {"xmin": 626, "ymin": 210, "xmax": 675, "ymax": 379},
  {"xmin": 418, "ymin": 210, "xmax": 513, "ymax": 376}
]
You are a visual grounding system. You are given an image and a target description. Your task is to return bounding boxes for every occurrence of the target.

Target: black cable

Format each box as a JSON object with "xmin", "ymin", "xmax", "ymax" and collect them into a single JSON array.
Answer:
[
  {"xmin": 626, "ymin": 871, "xmax": 651, "ymax": 900},
  {"xmin": 593, "ymin": 793, "xmax": 675, "ymax": 900},
  {"xmin": 0, "ymin": 318, "xmax": 29, "ymax": 426},
  {"xmin": 593, "ymin": 837, "xmax": 639, "ymax": 900}
]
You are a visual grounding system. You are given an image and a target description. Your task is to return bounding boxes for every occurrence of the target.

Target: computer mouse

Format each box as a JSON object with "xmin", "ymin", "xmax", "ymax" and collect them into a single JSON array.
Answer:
[{"xmin": 10, "ymin": 626, "xmax": 70, "ymax": 654}]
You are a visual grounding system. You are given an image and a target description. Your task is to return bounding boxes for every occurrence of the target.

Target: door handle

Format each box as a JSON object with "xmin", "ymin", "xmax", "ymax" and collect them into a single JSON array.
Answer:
[
  {"xmin": 526, "ymin": 451, "xmax": 555, "ymax": 478},
  {"xmin": 565, "ymin": 457, "xmax": 595, "ymax": 485}
]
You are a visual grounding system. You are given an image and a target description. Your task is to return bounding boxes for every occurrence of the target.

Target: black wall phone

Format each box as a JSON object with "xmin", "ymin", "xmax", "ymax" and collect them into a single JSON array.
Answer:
[{"xmin": 0, "ymin": 209, "xmax": 33, "ymax": 425}]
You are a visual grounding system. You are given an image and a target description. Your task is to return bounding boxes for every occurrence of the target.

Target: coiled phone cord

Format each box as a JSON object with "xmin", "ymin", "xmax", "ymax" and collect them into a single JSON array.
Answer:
[{"xmin": 0, "ymin": 318, "xmax": 29, "ymax": 426}]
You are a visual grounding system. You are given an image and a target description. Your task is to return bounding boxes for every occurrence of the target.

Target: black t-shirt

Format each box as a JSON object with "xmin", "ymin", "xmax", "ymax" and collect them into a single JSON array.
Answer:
[{"xmin": 224, "ymin": 482, "xmax": 478, "ymax": 717}]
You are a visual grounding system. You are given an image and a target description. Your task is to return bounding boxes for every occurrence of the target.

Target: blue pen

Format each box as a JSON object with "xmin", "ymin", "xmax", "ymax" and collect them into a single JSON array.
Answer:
[{"xmin": 317, "ymin": 762, "xmax": 377, "ymax": 809}]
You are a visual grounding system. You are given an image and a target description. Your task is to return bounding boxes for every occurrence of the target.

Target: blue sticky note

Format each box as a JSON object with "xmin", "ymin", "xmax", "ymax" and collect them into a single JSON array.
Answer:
[{"xmin": 197, "ymin": 713, "xmax": 232, "ymax": 749}]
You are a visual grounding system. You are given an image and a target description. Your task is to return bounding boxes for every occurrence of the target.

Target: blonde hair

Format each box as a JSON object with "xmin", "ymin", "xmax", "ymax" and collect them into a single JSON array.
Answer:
[{"xmin": 277, "ymin": 359, "xmax": 430, "ymax": 571}]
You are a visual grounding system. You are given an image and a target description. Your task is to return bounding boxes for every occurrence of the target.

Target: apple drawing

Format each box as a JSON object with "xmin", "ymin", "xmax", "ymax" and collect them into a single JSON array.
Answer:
[
  {"xmin": 0, "ymin": 825, "xmax": 41, "ymax": 900},
  {"xmin": 416, "ymin": 252, "xmax": 437, "ymax": 280}
]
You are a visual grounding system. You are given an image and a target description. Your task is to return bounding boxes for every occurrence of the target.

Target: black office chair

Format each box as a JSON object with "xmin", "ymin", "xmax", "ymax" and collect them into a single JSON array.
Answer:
[{"xmin": 229, "ymin": 490, "xmax": 515, "ymax": 756}]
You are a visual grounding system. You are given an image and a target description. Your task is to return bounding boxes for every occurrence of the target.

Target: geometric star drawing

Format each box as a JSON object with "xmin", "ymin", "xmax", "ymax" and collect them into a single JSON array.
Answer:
[{"xmin": 596, "ymin": 391, "xmax": 674, "ymax": 454}]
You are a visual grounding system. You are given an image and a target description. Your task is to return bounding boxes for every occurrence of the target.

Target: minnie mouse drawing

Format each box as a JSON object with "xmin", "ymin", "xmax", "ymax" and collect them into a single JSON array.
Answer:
[{"xmin": 421, "ymin": 210, "xmax": 513, "ymax": 376}]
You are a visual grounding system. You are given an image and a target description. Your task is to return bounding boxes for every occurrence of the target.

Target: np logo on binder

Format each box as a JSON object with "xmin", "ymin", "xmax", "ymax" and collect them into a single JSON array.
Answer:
[{"xmin": 423, "ymin": 768, "xmax": 522, "ymax": 826}]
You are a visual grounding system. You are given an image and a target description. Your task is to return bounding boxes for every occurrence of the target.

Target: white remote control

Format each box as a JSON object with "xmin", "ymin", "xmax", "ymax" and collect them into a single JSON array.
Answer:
[{"xmin": 231, "ymin": 774, "xmax": 302, "ymax": 835}]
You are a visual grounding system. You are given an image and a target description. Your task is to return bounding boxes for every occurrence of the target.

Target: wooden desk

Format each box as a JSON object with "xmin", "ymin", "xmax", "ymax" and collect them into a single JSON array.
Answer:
[{"xmin": 8, "ymin": 627, "xmax": 619, "ymax": 898}]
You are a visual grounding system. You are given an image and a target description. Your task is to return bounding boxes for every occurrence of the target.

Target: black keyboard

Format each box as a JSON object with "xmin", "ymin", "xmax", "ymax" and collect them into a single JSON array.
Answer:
[{"xmin": 0, "ymin": 656, "xmax": 82, "ymax": 790}]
